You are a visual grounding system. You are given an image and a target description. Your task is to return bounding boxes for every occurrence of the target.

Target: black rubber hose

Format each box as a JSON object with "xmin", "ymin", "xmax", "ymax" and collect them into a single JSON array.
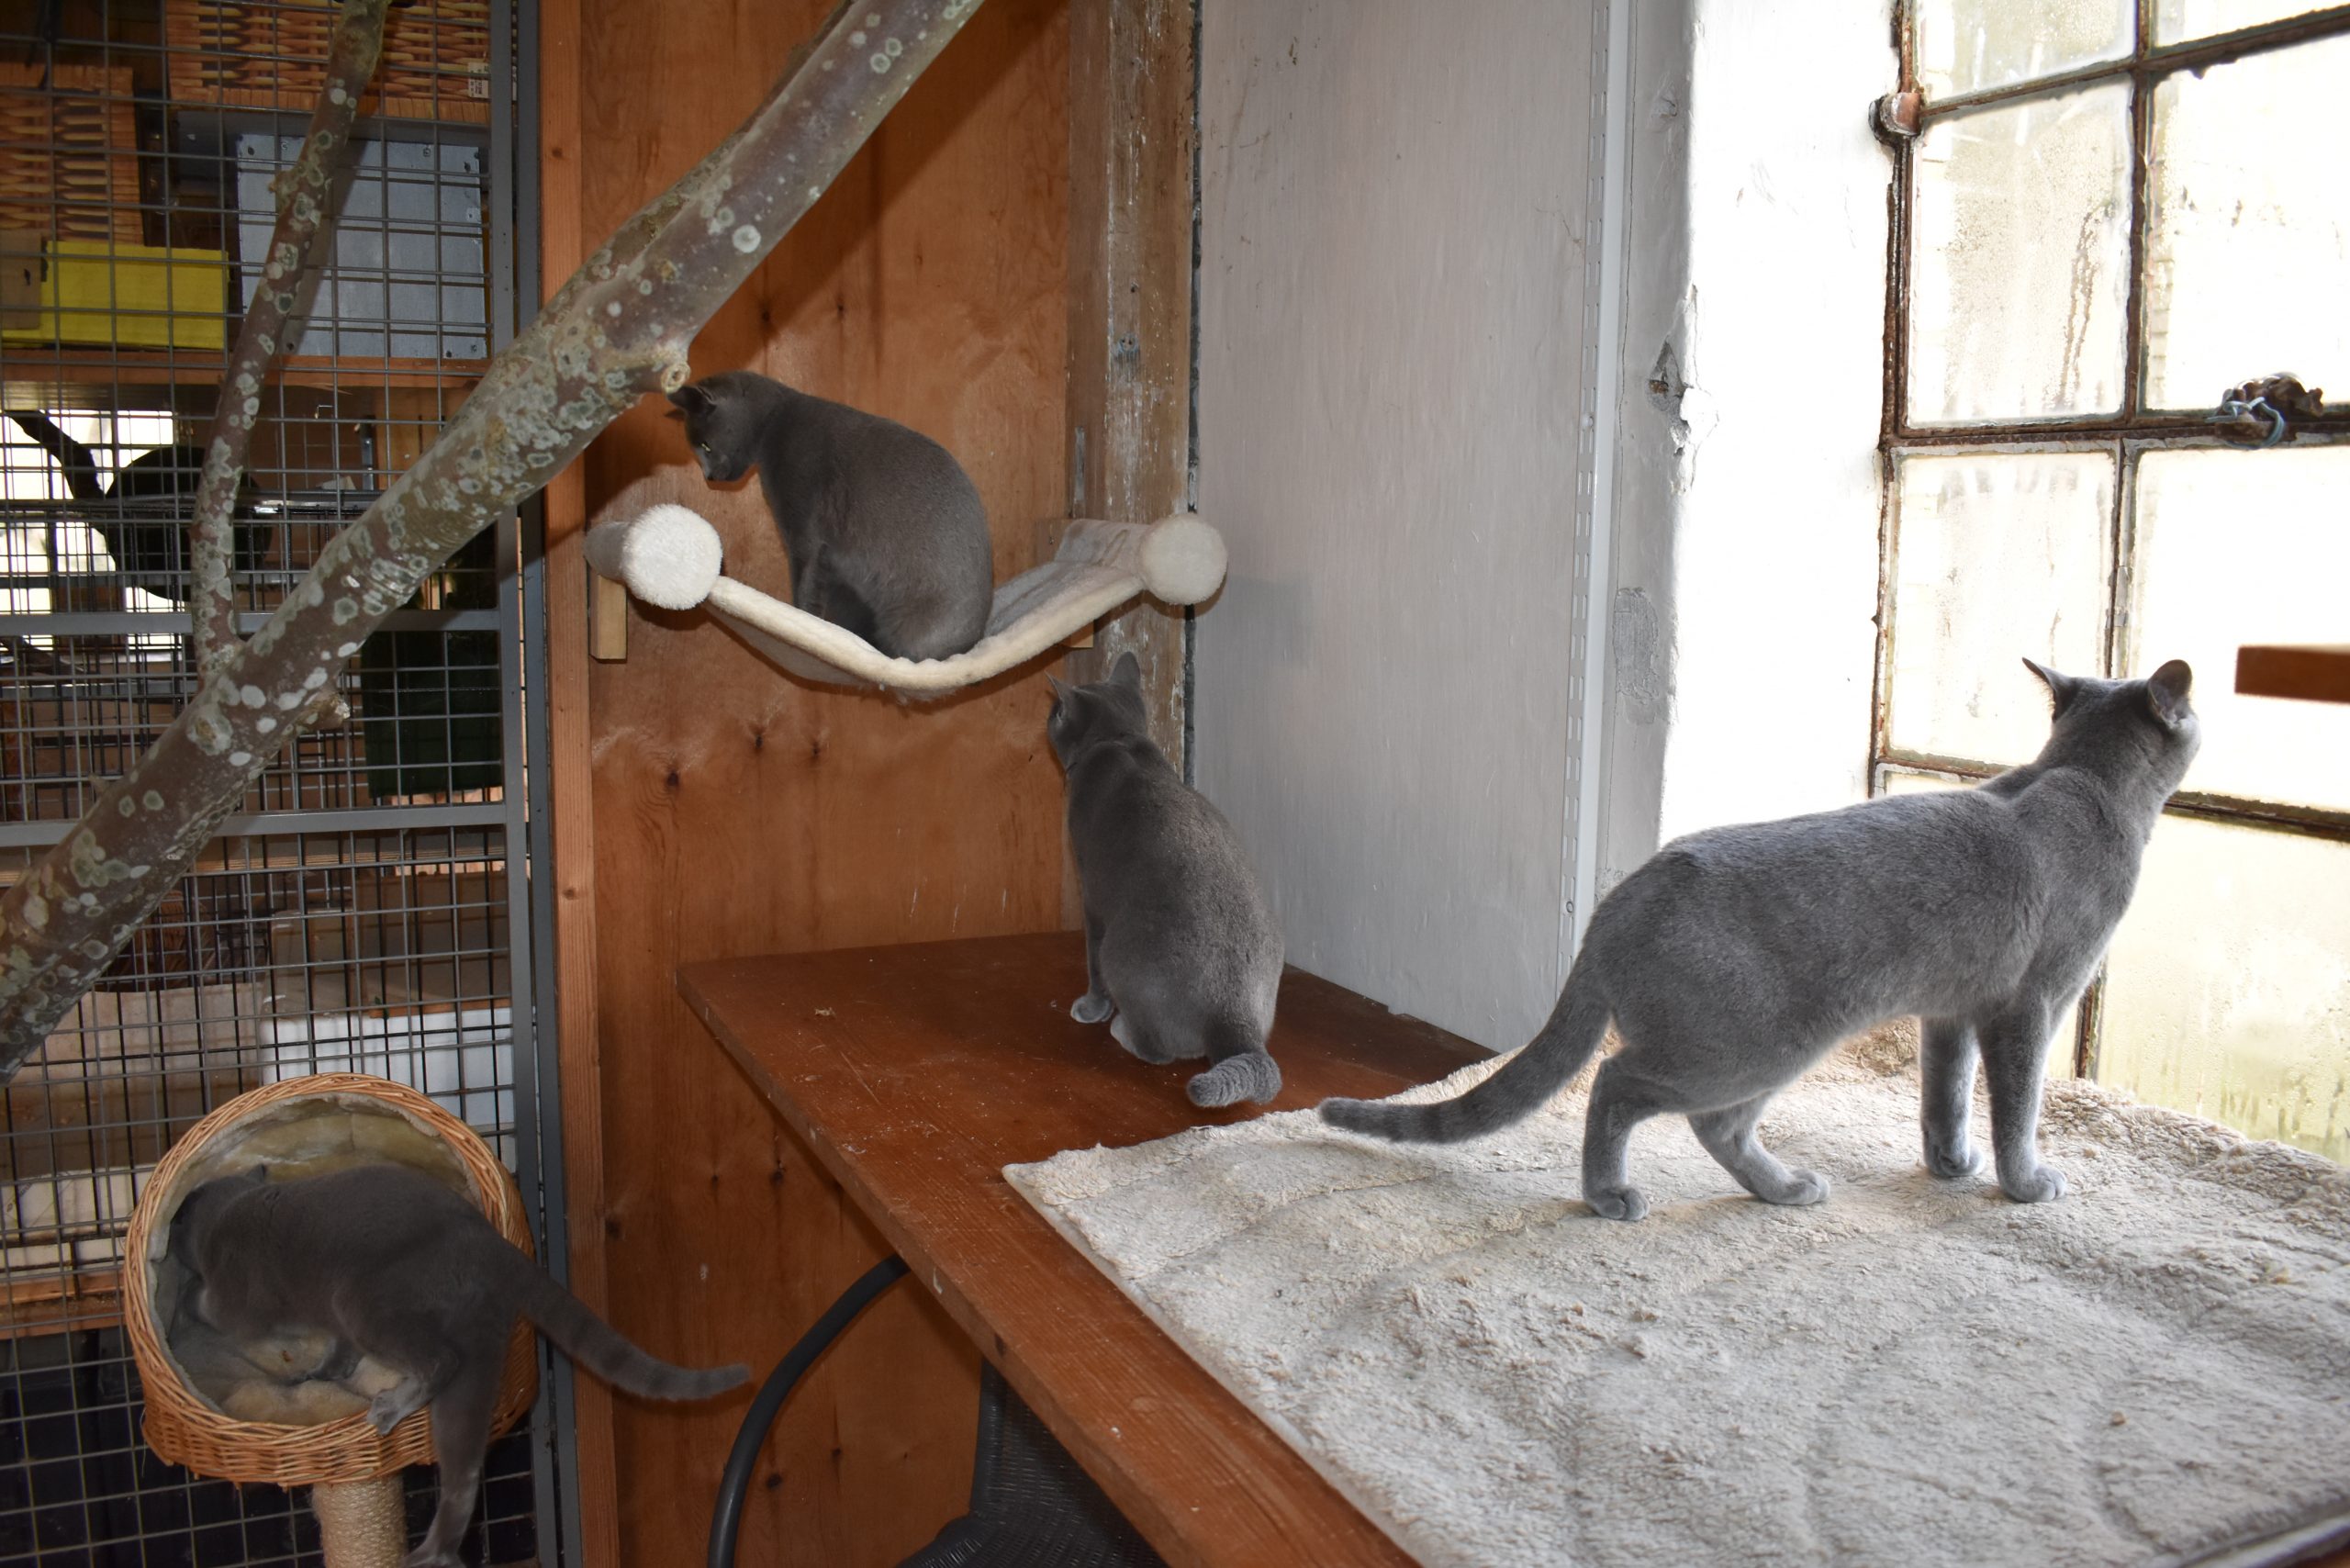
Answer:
[{"xmin": 707, "ymin": 1252, "xmax": 912, "ymax": 1568}]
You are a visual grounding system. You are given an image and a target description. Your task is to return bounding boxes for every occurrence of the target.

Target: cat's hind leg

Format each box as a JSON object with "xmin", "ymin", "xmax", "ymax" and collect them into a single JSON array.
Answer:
[
  {"xmin": 801, "ymin": 560, "xmax": 886, "ymax": 649},
  {"xmin": 404, "ymin": 1340, "xmax": 504, "ymax": 1568},
  {"xmin": 1919, "ymin": 1015, "xmax": 1988, "ymax": 1179},
  {"xmin": 1977, "ymin": 1001, "xmax": 2066, "ymax": 1204},
  {"xmin": 366, "ymin": 1372, "xmax": 433, "ymax": 1435},
  {"xmin": 1109, "ymin": 1012, "xmax": 1181, "ymax": 1064},
  {"xmin": 1071, "ymin": 912, "xmax": 1115, "ymax": 1024},
  {"xmin": 1581, "ymin": 1058, "xmax": 1673, "ymax": 1221},
  {"xmin": 1690, "ymin": 1094, "xmax": 1830, "ymax": 1207}
]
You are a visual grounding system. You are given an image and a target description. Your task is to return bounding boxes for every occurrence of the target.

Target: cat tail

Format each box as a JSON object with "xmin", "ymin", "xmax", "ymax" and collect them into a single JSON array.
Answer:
[
  {"xmin": 1318, "ymin": 951, "xmax": 1611, "ymax": 1144},
  {"xmin": 1187, "ymin": 1021, "xmax": 1281, "ymax": 1109},
  {"xmin": 498, "ymin": 1249, "xmax": 749, "ymax": 1402},
  {"xmin": 6, "ymin": 412, "xmax": 105, "ymax": 499}
]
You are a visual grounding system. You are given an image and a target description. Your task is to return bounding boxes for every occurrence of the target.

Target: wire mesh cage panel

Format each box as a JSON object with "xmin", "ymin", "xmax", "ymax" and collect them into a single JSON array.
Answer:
[{"xmin": 0, "ymin": 0, "xmax": 556, "ymax": 1562}]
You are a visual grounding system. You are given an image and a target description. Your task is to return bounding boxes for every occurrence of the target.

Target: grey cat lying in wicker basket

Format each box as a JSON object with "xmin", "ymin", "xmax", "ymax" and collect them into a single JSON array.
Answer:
[{"xmin": 170, "ymin": 1161, "xmax": 748, "ymax": 1568}]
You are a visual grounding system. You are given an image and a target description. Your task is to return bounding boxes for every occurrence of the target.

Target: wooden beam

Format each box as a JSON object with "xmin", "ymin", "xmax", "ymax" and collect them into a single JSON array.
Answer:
[
  {"xmin": 1064, "ymin": 0, "xmax": 1196, "ymax": 764},
  {"xmin": 536, "ymin": 0, "xmax": 621, "ymax": 1557},
  {"xmin": 2236, "ymin": 644, "xmax": 2350, "ymax": 706}
]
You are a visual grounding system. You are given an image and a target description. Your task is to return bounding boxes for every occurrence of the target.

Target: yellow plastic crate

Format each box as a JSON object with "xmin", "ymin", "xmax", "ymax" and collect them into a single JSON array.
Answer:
[{"xmin": 0, "ymin": 239, "xmax": 227, "ymax": 351}]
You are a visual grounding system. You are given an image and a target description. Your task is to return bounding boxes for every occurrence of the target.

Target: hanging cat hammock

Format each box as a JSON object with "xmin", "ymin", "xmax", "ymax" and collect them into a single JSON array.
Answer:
[{"xmin": 584, "ymin": 506, "xmax": 1226, "ymax": 694}]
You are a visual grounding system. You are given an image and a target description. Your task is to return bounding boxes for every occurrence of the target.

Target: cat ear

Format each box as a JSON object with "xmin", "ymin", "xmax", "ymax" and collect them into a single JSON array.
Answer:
[
  {"xmin": 2021, "ymin": 656, "xmax": 2079, "ymax": 715},
  {"xmin": 1111, "ymin": 651, "xmax": 1141, "ymax": 689},
  {"xmin": 1045, "ymin": 675, "xmax": 1069, "ymax": 701},
  {"xmin": 666, "ymin": 384, "xmax": 711, "ymax": 417},
  {"xmin": 2143, "ymin": 659, "xmax": 2193, "ymax": 728}
]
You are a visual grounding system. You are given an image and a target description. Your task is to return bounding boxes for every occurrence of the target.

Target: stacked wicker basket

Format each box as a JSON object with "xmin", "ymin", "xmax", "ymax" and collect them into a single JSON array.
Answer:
[
  {"xmin": 0, "ymin": 63, "xmax": 142, "ymax": 245},
  {"xmin": 164, "ymin": 0, "xmax": 494, "ymax": 125}
]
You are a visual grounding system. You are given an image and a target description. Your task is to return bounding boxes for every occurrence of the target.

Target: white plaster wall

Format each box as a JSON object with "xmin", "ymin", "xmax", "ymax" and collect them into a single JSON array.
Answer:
[
  {"xmin": 1194, "ymin": 0, "xmax": 1602, "ymax": 1050},
  {"xmin": 1603, "ymin": 0, "xmax": 1897, "ymax": 874}
]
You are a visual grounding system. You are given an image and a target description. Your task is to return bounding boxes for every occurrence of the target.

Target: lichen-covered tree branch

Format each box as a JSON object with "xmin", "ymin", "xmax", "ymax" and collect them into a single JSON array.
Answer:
[
  {"xmin": 188, "ymin": 0, "xmax": 389, "ymax": 682},
  {"xmin": 0, "ymin": 0, "xmax": 986, "ymax": 1070}
]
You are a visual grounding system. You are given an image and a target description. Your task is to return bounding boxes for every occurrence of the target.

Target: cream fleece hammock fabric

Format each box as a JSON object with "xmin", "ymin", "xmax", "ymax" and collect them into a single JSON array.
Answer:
[{"xmin": 584, "ymin": 506, "xmax": 1226, "ymax": 693}]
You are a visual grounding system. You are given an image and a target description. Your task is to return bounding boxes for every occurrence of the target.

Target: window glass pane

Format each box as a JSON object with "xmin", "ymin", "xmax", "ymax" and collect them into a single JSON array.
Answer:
[
  {"xmin": 1889, "ymin": 453, "xmax": 2112, "ymax": 767},
  {"xmin": 2130, "ymin": 446, "xmax": 2350, "ymax": 812},
  {"xmin": 2144, "ymin": 34, "xmax": 2350, "ymax": 409},
  {"xmin": 1909, "ymin": 86, "xmax": 2132, "ymax": 423},
  {"xmin": 1878, "ymin": 767, "xmax": 2082, "ymax": 1074},
  {"xmin": 2098, "ymin": 817, "xmax": 2349, "ymax": 1164},
  {"xmin": 1915, "ymin": 0, "xmax": 2132, "ymax": 98},
  {"xmin": 2154, "ymin": 1, "xmax": 2334, "ymax": 42}
]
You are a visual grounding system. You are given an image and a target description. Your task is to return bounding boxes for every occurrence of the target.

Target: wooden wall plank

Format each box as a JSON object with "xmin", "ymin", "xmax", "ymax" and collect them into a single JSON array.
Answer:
[
  {"xmin": 1063, "ymin": 0, "xmax": 1197, "ymax": 776},
  {"xmin": 549, "ymin": 0, "xmax": 1075, "ymax": 1561},
  {"xmin": 535, "ymin": 0, "xmax": 622, "ymax": 1558}
]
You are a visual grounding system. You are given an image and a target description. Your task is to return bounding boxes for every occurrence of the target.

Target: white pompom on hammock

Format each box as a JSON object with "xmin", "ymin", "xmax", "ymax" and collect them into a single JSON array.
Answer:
[{"xmin": 584, "ymin": 506, "xmax": 1226, "ymax": 694}]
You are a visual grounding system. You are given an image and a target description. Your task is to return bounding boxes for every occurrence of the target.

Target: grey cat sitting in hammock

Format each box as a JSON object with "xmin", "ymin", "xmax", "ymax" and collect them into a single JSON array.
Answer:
[
  {"xmin": 1323, "ymin": 658, "xmax": 2200, "ymax": 1221},
  {"xmin": 170, "ymin": 1162, "xmax": 746, "ymax": 1568},
  {"xmin": 1051, "ymin": 653, "xmax": 1284, "ymax": 1108},
  {"xmin": 667, "ymin": 371, "xmax": 992, "ymax": 661}
]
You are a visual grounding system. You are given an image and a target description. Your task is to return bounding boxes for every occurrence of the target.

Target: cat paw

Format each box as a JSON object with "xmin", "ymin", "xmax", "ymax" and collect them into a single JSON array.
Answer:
[
  {"xmin": 402, "ymin": 1549, "xmax": 462, "ymax": 1568},
  {"xmin": 1999, "ymin": 1164, "xmax": 2068, "ymax": 1204},
  {"xmin": 365, "ymin": 1390, "xmax": 419, "ymax": 1435},
  {"xmin": 1586, "ymin": 1185, "xmax": 1650, "ymax": 1223},
  {"xmin": 1924, "ymin": 1141, "xmax": 1987, "ymax": 1180},
  {"xmin": 1070, "ymin": 991, "xmax": 1114, "ymax": 1025},
  {"xmin": 1763, "ymin": 1169, "xmax": 1832, "ymax": 1206}
]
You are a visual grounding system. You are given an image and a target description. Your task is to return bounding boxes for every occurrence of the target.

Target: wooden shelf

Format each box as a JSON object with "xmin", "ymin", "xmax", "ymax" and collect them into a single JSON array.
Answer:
[
  {"xmin": 684, "ymin": 935, "xmax": 1489, "ymax": 1568},
  {"xmin": 2236, "ymin": 644, "xmax": 2350, "ymax": 706},
  {"xmin": 0, "ymin": 1265, "xmax": 122, "ymax": 1342},
  {"xmin": 1, "ymin": 345, "xmax": 487, "ymax": 393}
]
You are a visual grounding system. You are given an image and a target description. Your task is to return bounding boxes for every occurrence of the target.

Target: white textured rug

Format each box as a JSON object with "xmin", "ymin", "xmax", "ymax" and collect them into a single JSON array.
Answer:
[{"xmin": 1006, "ymin": 1039, "xmax": 2350, "ymax": 1568}]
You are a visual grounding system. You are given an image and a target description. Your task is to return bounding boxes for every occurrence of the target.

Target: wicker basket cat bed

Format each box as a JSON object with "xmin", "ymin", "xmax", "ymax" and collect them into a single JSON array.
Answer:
[{"xmin": 122, "ymin": 1074, "xmax": 538, "ymax": 1568}]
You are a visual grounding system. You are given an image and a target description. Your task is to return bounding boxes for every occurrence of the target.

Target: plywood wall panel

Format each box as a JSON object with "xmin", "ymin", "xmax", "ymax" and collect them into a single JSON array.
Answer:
[
  {"xmin": 554, "ymin": 0, "xmax": 1073, "ymax": 1560},
  {"xmin": 1194, "ymin": 0, "xmax": 1599, "ymax": 1055}
]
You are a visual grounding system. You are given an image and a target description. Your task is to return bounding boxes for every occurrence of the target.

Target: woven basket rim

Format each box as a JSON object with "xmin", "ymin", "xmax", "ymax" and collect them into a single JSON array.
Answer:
[{"xmin": 122, "ymin": 1073, "xmax": 538, "ymax": 1486}]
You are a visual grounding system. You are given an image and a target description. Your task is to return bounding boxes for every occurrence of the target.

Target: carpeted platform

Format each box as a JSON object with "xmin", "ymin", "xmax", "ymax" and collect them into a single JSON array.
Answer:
[{"xmin": 1006, "ymin": 1036, "xmax": 2350, "ymax": 1567}]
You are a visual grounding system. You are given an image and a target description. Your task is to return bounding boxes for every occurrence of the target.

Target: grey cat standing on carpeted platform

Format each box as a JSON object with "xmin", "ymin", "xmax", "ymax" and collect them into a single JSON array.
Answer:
[{"xmin": 1324, "ymin": 658, "xmax": 2202, "ymax": 1221}]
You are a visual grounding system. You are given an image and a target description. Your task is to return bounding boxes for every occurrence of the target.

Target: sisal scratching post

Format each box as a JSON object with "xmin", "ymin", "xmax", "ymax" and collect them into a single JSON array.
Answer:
[{"xmin": 311, "ymin": 1474, "xmax": 408, "ymax": 1568}]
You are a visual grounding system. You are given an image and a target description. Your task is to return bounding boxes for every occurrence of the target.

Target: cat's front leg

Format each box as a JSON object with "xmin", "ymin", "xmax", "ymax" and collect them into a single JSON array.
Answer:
[
  {"xmin": 1071, "ymin": 913, "xmax": 1115, "ymax": 1024},
  {"xmin": 1919, "ymin": 1016, "xmax": 1988, "ymax": 1179},
  {"xmin": 312, "ymin": 1338, "xmax": 362, "ymax": 1384},
  {"xmin": 1977, "ymin": 1003, "xmax": 2066, "ymax": 1204}
]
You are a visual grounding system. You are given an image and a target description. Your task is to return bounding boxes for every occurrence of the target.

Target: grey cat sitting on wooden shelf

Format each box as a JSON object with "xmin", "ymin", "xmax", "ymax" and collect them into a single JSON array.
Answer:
[
  {"xmin": 1051, "ymin": 652, "xmax": 1285, "ymax": 1109},
  {"xmin": 1323, "ymin": 658, "xmax": 2201, "ymax": 1222},
  {"xmin": 667, "ymin": 370, "xmax": 993, "ymax": 661},
  {"xmin": 170, "ymin": 1162, "xmax": 746, "ymax": 1568}
]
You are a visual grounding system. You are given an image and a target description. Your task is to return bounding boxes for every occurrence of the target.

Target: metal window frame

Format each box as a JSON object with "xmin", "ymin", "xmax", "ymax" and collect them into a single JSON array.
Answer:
[{"xmin": 1874, "ymin": 1, "xmax": 2350, "ymax": 1078}]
